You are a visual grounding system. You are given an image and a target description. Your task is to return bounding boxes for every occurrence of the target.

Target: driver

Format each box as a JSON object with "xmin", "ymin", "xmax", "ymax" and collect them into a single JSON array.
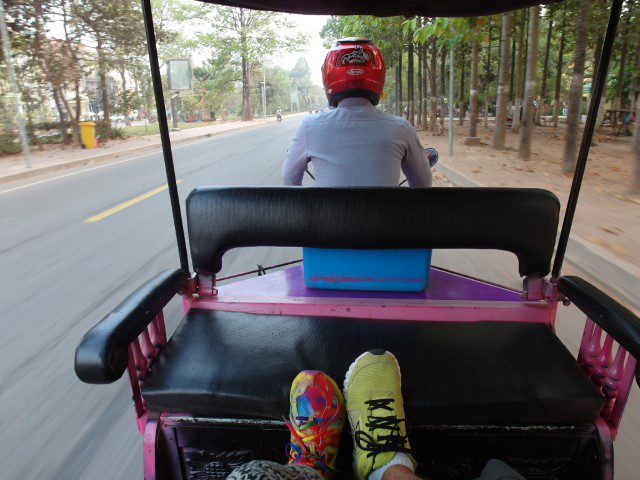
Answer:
[{"xmin": 282, "ymin": 38, "xmax": 432, "ymax": 187}]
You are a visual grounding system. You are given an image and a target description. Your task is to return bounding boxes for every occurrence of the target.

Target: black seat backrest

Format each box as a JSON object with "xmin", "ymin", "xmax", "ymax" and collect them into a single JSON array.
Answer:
[{"xmin": 186, "ymin": 187, "xmax": 560, "ymax": 277}]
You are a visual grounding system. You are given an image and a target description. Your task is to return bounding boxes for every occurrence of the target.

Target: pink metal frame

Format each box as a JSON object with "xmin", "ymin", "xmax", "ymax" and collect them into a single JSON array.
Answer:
[
  {"xmin": 186, "ymin": 296, "xmax": 556, "ymax": 323},
  {"xmin": 120, "ymin": 266, "xmax": 637, "ymax": 479},
  {"xmin": 595, "ymin": 417, "xmax": 615, "ymax": 480},
  {"xmin": 124, "ymin": 312, "xmax": 167, "ymax": 479},
  {"xmin": 186, "ymin": 266, "xmax": 557, "ymax": 325},
  {"xmin": 578, "ymin": 318, "xmax": 638, "ymax": 439},
  {"xmin": 126, "ymin": 311, "xmax": 167, "ymax": 432}
]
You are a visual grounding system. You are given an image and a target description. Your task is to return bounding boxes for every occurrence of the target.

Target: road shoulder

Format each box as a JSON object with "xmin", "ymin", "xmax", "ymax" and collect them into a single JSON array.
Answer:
[
  {"xmin": 435, "ymin": 160, "xmax": 640, "ymax": 313},
  {"xmin": 0, "ymin": 113, "xmax": 305, "ymax": 186}
]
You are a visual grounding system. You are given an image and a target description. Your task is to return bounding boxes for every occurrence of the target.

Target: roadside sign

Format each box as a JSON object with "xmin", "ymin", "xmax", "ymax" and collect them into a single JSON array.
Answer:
[{"xmin": 167, "ymin": 59, "xmax": 193, "ymax": 91}]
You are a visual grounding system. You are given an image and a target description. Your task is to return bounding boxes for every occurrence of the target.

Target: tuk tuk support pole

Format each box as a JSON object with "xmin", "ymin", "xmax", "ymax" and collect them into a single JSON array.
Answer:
[
  {"xmin": 551, "ymin": 0, "xmax": 623, "ymax": 281},
  {"xmin": 140, "ymin": 0, "xmax": 189, "ymax": 273}
]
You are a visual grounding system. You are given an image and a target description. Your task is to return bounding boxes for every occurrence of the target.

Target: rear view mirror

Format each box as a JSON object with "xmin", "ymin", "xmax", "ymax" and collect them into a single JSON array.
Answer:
[{"xmin": 425, "ymin": 147, "xmax": 439, "ymax": 167}]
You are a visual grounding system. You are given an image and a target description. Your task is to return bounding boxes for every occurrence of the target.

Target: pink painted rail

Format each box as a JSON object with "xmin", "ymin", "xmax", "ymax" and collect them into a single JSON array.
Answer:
[
  {"xmin": 126, "ymin": 311, "xmax": 167, "ymax": 433},
  {"xmin": 579, "ymin": 318, "xmax": 637, "ymax": 438}
]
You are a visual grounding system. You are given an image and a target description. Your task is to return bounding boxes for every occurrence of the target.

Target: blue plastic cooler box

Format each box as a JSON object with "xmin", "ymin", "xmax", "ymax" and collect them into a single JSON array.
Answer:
[{"xmin": 302, "ymin": 248, "xmax": 432, "ymax": 292}]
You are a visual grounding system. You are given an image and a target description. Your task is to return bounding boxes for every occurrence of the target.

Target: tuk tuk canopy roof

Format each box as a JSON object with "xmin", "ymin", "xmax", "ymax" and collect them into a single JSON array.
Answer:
[{"xmin": 195, "ymin": 0, "xmax": 558, "ymax": 17}]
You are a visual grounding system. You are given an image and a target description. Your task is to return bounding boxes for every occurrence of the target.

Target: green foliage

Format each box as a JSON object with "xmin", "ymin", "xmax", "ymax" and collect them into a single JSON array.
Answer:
[
  {"xmin": 2, "ymin": 0, "xmax": 635, "ymax": 152},
  {"xmin": 181, "ymin": 6, "xmax": 309, "ymax": 119},
  {"xmin": 411, "ymin": 17, "xmax": 485, "ymax": 47},
  {"xmin": 95, "ymin": 121, "xmax": 127, "ymax": 140},
  {"xmin": 267, "ymin": 66, "xmax": 294, "ymax": 110},
  {"xmin": 110, "ymin": 127, "xmax": 128, "ymax": 139},
  {"xmin": 152, "ymin": 0, "xmax": 199, "ymax": 59},
  {"xmin": 320, "ymin": 15, "xmax": 405, "ymax": 66},
  {"xmin": 290, "ymin": 58, "xmax": 317, "ymax": 110},
  {"xmin": 0, "ymin": 132, "xmax": 21, "ymax": 154},
  {"xmin": 113, "ymin": 89, "xmax": 142, "ymax": 117}
]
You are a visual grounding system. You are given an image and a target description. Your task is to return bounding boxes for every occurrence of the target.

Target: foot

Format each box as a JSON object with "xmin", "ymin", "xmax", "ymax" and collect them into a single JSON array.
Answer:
[
  {"xmin": 344, "ymin": 351, "xmax": 416, "ymax": 480},
  {"xmin": 287, "ymin": 370, "xmax": 345, "ymax": 478}
]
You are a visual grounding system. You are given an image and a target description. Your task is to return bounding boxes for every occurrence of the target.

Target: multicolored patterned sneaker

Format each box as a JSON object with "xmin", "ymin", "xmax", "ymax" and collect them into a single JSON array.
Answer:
[
  {"xmin": 286, "ymin": 370, "xmax": 345, "ymax": 478},
  {"xmin": 344, "ymin": 350, "xmax": 416, "ymax": 480}
]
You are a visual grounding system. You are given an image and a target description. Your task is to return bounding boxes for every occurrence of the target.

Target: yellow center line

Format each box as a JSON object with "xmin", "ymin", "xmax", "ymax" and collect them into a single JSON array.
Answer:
[{"xmin": 84, "ymin": 180, "xmax": 182, "ymax": 223}]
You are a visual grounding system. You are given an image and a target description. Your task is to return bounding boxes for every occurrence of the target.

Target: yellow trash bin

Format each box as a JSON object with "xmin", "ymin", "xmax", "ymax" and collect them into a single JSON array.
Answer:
[{"xmin": 79, "ymin": 121, "xmax": 97, "ymax": 149}]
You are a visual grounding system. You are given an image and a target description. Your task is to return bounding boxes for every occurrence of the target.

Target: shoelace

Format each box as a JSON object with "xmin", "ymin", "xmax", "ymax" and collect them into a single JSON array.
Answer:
[
  {"xmin": 354, "ymin": 398, "xmax": 411, "ymax": 460},
  {"xmin": 285, "ymin": 416, "xmax": 332, "ymax": 474}
]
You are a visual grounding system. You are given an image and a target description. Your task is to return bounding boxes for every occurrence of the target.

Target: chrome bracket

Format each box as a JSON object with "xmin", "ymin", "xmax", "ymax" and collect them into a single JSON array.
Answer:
[
  {"xmin": 196, "ymin": 274, "xmax": 218, "ymax": 297},
  {"xmin": 522, "ymin": 276, "xmax": 545, "ymax": 301}
]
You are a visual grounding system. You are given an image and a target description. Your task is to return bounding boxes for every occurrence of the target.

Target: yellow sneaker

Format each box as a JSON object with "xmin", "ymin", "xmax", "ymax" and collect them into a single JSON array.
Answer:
[{"xmin": 344, "ymin": 350, "xmax": 416, "ymax": 480}]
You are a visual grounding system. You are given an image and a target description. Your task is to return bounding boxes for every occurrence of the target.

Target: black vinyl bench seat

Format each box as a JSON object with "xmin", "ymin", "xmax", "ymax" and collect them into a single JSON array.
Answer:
[{"xmin": 142, "ymin": 309, "xmax": 604, "ymax": 425}]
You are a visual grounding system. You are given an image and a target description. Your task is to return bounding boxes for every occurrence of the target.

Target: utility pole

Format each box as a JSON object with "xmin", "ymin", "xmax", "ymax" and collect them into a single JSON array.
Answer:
[
  {"xmin": 0, "ymin": 0, "xmax": 30, "ymax": 167},
  {"xmin": 170, "ymin": 93, "xmax": 179, "ymax": 129},
  {"xmin": 449, "ymin": 41, "xmax": 455, "ymax": 157},
  {"xmin": 262, "ymin": 63, "xmax": 267, "ymax": 120}
]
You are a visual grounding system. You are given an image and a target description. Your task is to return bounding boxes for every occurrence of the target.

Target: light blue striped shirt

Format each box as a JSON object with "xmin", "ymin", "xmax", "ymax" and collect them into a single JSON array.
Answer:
[{"xmin": 282, "ymin": 97, "xmax": 432, "ymax": 187}]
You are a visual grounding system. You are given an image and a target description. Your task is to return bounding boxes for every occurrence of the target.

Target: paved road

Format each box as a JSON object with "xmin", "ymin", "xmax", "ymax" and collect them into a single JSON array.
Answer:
[{"xmin": 0, "ymin": 117, "xmax": 637, "ymax": 479}]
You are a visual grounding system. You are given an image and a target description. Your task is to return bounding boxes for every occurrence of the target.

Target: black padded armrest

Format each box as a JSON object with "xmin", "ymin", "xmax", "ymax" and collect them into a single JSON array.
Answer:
[
  {"xmin": 75, "ymin": 269, "xmax": 188, "ymax": 384},
  {"xmin": 558, "ymin": 276, "xmax": 640, "ymax": 361}
]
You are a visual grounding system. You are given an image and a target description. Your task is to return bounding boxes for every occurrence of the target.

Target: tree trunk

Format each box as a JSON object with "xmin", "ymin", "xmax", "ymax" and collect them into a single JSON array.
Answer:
[
  {"xmin": 553, "ymin": 11, "xmax": 567, "ymax": 128},
  {"xmin": 484, "ymin": 23, "xmax": 493, "ymax": 129},
  {"xmin": 240, "ymin": 10, "xmax": 252, "ymax": 121},
  {"xmin": 512, "ymin": 11, "xmax": 526, "ymax": 133},
  {"xmin": 52, "ymin": 89, "xmax": 69, "ymax": 145},
  {"xmin": 63, "ymin": 2, "xmax": 81, "ymax": 143},
  {"xmin": 25, "ymin": 96, "xmax": 35, "ymax": 145},
  {"xmin": 492, "ymin": 13, "xmax": 513, "ymax": 150},
  {"xmin": 539, "ymin": 13, "xmax": 553, "ymax": 123},
  {"xmin": 120, "ymin": 66, "xmax": 127, "ymax": 99},
  {"xmin": 422, "ymin": 43, "xmax": 429, "ymax": 131},
  {"xmin": 240, "ymin": 56, "xmax": 252, "ymax": 120},
  {"xmin": 563, "ymin": 0, "xmax": 590, "ymax": 173},
  {"xmin": 241, "ymin": 53, "xmax": 251, "ymax": 121},
  {"xmin": 59, "ymin": 85, "xmax": 80, "ymax": 144},
  {"xmin": 430, "ymin": 38, "xmax": 438, "ymax": 132},
  {"xmin": 519, "ymin": 6, "xmax": 540, "ymax": 159},
  {"xmin": 395, "ymin": 64, "xmax": 401, "ymax": 116},
  {"xmin": 398, "ymin": 51, "xmax": 403, "ymax": 116},
  {"xmin": 75, "ymin": 80, "xmax": 82, "ymax": 123},
  {"xmin": 624, "ymin": 3, "xmax": 639, "ymax": 128},
  {"xmin": 67, "ymin": 79, "xmax": 81, "ymax": 144},
  {"xmin": 593, "ymin": 34, "xmax": 604, "ymax": 85},
  {"xmin": 119, "ymin": 66, "xmax": 127, "ymax": 122},
  {"xmin": 509, "ymin": 26, "xmax": 516, "ymax": 104},
  {"xmin": 466, "ymin": 39, "xmax": 479, "ymax": 142},
  {"xmin": 634, "ymin": 92, "xmax": 640, "ymax": 189},
  {"xmin": 407, "ymin": 33, "xmax": 415, "ymax": 124},
  {"xmin": 439, "ymin": 47, "xmax": 446, "ymax": 136},
  {"xmin": 630, "ymin": 44, "xmax": 640, "ymax": 111},
  {"xmin": 417, "ymin": 44, "xmax": 423, "ymax": 127},
  {"xmin": 459, "ymin": 46, "xmax": 465, "ymax": 126},
  {"xmin": 594, "ymin": 33, "xmax": 607, "ymax": 131},
  {"xmin": 613, "ymin": 17, "xmax": 630, "ymax": 123},
  {"xmin": 97, "ymin": 37, "xmax": 111, "ymax": 135}
]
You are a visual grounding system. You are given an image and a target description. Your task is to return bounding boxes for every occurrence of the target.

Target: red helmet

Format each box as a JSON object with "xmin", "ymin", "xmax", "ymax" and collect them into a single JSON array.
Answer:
[{"xmin": 322, "ymin": 38, "xmax": 386, "ymax": 107}]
